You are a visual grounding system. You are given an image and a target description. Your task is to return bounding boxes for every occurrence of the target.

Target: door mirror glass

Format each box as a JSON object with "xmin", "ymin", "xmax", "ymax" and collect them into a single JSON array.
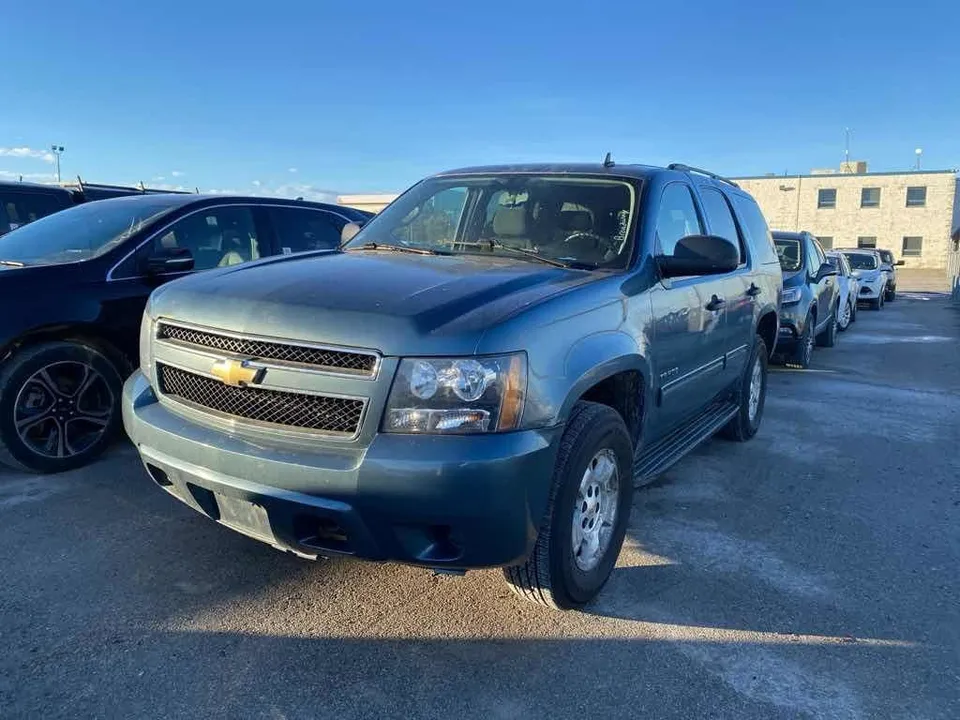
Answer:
[
  {"xmin": 816, "ymin": 262, "xmax": 838, "ymax": 281},
  {"xmin": 145, "ymin": 247, "xmax": 194, "ymax": 275},
  {"xmin": 340, "ymin": 222, "xmax": 362, "ymax": 246},
  {"xmin": 656, "ymin": 234, "xmax": 739, "ymax": 278},
  {"xmin": 895, "ymin": 260, "xmax": 905, "ymax": 266}
]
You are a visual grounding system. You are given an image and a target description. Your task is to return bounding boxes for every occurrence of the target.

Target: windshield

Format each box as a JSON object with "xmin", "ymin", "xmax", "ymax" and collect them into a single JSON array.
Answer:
[
  {"xmin": 0, "ymin": 197, "xmax": 183, "ymax": 266},
  {"xmin": 878, "ymin": 250, "xmax": 894, "ymax": 265},
  {"xmin": 843, "ymin": 252, "xmax": 879, "ymax": 270},
  {"xmin": 345, "ymin": 175, "xmax": 636, "ymax": 269},
  {"xmin": 773, "ymin": 237, "xmax": 802, "ymax": 272}
]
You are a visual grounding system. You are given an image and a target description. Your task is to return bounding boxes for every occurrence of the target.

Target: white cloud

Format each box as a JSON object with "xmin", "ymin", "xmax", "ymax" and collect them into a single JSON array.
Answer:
[
  {"xmin": 0, "ymin": 169, "xmax": 57, "ymax": 182},
  {"xmin": 171, "ymin": 170, "xmax": 185, "ymax": 177},
  {"xmin": 252, "ymin": 180, "xmax": 262, "ymax": 187},
  {"xmin": 152, "ymin": 175, "xmax": 166, "ymax": 182},
  {"xmin": 288, "ymin": 167, "xmax": 298, "ymax": 173},
  {"xmin": 0, "ymin": 146, "xmax": 55, "ymax": 163}
]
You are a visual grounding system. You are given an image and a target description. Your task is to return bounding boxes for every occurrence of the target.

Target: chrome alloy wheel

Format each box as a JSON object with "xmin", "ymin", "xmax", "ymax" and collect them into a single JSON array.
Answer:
[
  {"xmin": 747, "ymin": 355, "xmax": 763, "ymax": 422},
  {"xmin": 572, "ymin": 448, "xmax": 621, "ymax": 572},
  {"xmin": 14, "ymin": 361, "xmax": 114, "ymax": 458}
]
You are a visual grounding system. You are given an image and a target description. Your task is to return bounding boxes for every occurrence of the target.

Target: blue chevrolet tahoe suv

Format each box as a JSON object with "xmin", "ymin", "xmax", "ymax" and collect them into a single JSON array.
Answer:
[{"xmin": 123, "ymin": 162, "xmax": 782, "ymax": 610}]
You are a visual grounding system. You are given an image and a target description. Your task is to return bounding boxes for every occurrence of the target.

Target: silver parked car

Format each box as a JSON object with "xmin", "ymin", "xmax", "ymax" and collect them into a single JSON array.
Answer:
[
  {"xmin": 826, "ymin": 251, "xmax": 859, "ymax": 330},
  {"xmin": 839, "ymin": 249, "xmax": 887, "ymax": 310}
]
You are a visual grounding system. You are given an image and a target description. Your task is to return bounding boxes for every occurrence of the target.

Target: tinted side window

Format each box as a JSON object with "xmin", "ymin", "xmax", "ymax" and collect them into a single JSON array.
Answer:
[
  {"xmin": 151, "ymin": 206, "xmax": 261, "ymax": 272},
  {"xmin": 805, "ymin": 236, "xmax": 824, "ymax": 275},
  {"xmin": 271, "ymin": 207, "xmax": 345, "ymax": 254},
  {"xmin": 699, "ymin": 188, "xmax": 745, "ymax": 264},
  {"xmin": 730, "ymin": 194, "xmax": 777, "ymax": 265},
  {"xmin": 656, "ymin": 184, "xmax": 703, "ymax": 256},
  {"xmin": 2, "ymin": 191, "xmax": 68, "ymax": 231}
]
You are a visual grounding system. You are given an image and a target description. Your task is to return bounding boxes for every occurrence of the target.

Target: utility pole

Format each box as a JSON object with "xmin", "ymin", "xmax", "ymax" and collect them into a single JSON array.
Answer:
[
  {"xmin": 844, "ymin": 128, "xmax": 851, "ymax": 164},
  {"xmin": 50, "ymin": 145, "xmax": 64, "ymax": 183},
  {"xmin": 915, "ymin": 148, "xmax": 923, "ymax": 170}
]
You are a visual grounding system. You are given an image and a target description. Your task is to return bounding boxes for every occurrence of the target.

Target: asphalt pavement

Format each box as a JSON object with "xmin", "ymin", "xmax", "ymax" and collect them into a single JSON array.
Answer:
[{"xmin": 1, "ymin": 278, "xmax": 958, "ymax": 719}]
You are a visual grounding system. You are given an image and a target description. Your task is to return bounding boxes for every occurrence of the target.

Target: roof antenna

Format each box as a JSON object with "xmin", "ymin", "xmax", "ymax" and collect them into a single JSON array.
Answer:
[{"xmin": 603, "ymin": 152, "xmax": 615, "ymax": 168}]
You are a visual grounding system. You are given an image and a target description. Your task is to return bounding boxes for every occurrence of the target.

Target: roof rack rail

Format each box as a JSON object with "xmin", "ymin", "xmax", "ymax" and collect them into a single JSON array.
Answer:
[{"xmin": 667, "ymin": 163, "xmax": 739, "ymax": 188}]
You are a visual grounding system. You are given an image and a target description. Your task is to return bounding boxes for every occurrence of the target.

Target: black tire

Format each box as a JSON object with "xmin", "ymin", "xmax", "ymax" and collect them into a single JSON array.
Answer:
[
  {"xmin": 0, "ymin": 341, "xmax": 124, "ymax": 474},
  {"xmin": 816, "ymin": 304, "xmax": 837, "ymax": 348},
  {"xmin": 721, "ymin": 336, "xmax": 768, "ymax": 442},
  {"xmin": 886, "ymin": 287, "xmax": 896, "ymax": 302},
  {"xmin": 785, "ymin": 313, "xmax": 814, "ymax": 369},
  {"xmin": 503, "ymin": 401, "xmax": 633, "ymax": 610},
  {"xmin": 850, "ymin": 298, "xmax": 858, "ymax": 323},
  {"xmin": 837, "ymin": 299, "xmax": 853, "ymax": 332},
  {"xmin": 871, "ymin": 293, "xmax": 883, "ymax": 311}
]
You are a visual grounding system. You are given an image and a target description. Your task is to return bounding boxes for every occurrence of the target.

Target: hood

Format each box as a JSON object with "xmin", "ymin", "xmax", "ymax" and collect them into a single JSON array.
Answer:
[
  {"xmin": 149, "ymin": 250, "xmax": 601, "ymax": 355},
  {"xmin": 851, "ymin": 268, "xmax": 881, "ymax": 281}
]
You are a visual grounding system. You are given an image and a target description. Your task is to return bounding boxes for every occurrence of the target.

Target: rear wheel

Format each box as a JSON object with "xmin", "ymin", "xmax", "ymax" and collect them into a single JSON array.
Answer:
[
  {"xmin": 837, "ymin": 299, "xmax": 853, "ymax": 331},
  {"xmin": 503, "ymin": 401, "xmax": 633, "ymax": 609},
  {"xmin": 721, "ymin": 336, "xmax": 768, "ymax": 442},
  {"xmin": 0, "ymin": 341, "xmax": 124, "ymax": 474}
]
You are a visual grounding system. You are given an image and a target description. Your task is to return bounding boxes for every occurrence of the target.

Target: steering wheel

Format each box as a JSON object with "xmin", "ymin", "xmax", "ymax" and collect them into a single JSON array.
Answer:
[{"xmin": 563, "ymin": 231, "xmax": 615, "ymax": 258}]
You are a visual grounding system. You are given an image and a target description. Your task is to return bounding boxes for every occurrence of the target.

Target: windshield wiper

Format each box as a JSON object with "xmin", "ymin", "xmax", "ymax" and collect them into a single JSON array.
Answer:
[
  {"xmin": 349, "ymin": 242, "xmax": 440, "ymax": 256},
  {"xmin": 0, "ymin": 260, "xmax": 25, "ymax": 267},
  {"xmin": 485, "ymin": 239, "xmax": 578, "ymax": 269}
]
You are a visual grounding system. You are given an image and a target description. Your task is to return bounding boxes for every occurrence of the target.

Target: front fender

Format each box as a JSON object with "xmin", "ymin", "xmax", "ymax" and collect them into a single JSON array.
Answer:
[{"xmin": 556, "ymin": 331, "xmax": 649, "ymax": 424}]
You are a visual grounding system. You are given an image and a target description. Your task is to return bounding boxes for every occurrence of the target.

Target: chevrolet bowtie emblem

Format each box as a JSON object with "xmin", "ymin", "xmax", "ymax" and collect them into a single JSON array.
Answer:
[{"xmin": 210, "ymin": 358, "xmax": 262, "ymax": 387}]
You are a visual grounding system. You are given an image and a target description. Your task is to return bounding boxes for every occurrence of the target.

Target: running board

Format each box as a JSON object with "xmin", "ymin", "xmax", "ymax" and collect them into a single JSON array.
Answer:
[{"xmin": 632, "ymin": 401, "xmax": 739, "ymax": 484}]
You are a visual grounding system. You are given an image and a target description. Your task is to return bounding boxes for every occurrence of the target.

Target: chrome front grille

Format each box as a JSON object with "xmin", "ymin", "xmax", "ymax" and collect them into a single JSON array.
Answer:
[
  {"xmin": 157, "ymin": 363, "xmax": 365, "ymax": 436},
  {"xmin": 156, "ymin": 322, "xmax": 378, "ymax": 377}
]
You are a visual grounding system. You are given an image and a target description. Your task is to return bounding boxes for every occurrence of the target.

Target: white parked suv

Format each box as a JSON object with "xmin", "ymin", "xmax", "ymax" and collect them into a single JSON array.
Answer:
[{"xmin": 839, "ymin": 249, "xmax": 886, "ymax": 310}]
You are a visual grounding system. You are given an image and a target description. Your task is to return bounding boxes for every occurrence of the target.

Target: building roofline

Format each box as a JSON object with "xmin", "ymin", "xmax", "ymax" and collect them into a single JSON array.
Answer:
[{"xmin": 732, "ymin": 169, "xmax": 958, "ymax": 181}]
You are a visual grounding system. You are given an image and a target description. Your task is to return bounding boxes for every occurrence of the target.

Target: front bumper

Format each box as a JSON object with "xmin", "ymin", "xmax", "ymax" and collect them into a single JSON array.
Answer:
[
  {"xmin": 857, "ymin": 279, "xmax": 884, "ymax": 301},
  {"xmin": 123, "ymin": 371, "xmax": 562, "ymax": 568},
  {"xmin": 776, "ymin": 302, "xmax": 809, "ymax": 350}
]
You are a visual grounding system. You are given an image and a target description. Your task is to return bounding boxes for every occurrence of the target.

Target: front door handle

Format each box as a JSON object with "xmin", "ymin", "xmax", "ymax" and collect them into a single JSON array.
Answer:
[
  {"xmin": 746, "ymin": 283, "xmax": 762, "ymax": 297},
  {"xmin": 705, "ymin": 295, "xmax": 726, "ymax": 311}
]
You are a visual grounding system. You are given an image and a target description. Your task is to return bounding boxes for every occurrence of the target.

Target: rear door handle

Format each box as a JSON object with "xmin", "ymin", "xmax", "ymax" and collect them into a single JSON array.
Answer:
[
  {"xmin": 705, "ymin": 295, "xmax": 726, "ymax": 311},
  {"xmin": 746, "ymin": 283, "xmax": 762, "ymax": 297}
]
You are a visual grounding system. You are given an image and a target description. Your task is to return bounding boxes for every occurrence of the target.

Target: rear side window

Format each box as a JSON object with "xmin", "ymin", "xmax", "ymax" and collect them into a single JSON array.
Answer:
[
  {"xmin": 270, "ymin": 207, "xmax": 346, "ymax": 254},
  {"xmin": 730, "ymin": 194, "xmax": 778, "ymax": 265},
  {"xmin": 1, "ymin": 191, "xmax": 68, "ymax": 232},
  {"xmin": 656, "ymin": 184, "xmax": 703, "ymax": 256},
  {"xmin": 699, "ymin": 188, "xmax": 745, "ymax": 264}
]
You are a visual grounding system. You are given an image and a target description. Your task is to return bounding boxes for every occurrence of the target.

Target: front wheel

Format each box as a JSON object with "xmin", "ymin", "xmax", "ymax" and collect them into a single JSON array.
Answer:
[
  {"xmin": 503, "ymin": 402, "xmax": 633, "ymax": 609},
  {"xmin": 0, "ymin": 341, "xmax": 124, "ymax": 473},
  {"xmin": 886, "ymin": 287, "xmax": 896, "ymax": 302},
  {"xmin": 816, "ymin": 305, "xmax": 838, "ymax": 347},
  {"xmin": 786, "ymin": 313, "xmax": 814, "ymax": 369},
  {"xmin": 721, "ymin": 336, "xmax": 768, "ymax": 442}
]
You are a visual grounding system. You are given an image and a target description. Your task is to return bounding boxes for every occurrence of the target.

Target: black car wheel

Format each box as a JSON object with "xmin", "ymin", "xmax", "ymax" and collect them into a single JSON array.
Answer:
[
  {"xmin": 786, "ymin": 313, "xmax": 815, "ymax": 369},
  {"xmin": 886, "ymin": 287, "xmax": 896, "ymax": 302},
  {"xmin": 816, "ymin": 305, "xmax": 838, "ymax": 348},
  {"xmin": 503, "ymin": 401, "xmax": 633, "ymax": 609},
  {"xmin": 0, "ymin": 341, "xmax": 124, "ymax": 474},
  {"xmin": 721, "ymin": 335, "xmax": 768, "ymax": 442}
]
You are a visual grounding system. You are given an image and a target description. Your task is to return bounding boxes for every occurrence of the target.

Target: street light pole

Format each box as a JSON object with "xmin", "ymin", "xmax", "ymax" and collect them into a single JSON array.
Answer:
[
  {"xmin": 50, "ymin": 145, "xmax": 64, "ymax": 183},
  {"xmin": 915, "ymin": 148, "xmax": 922, "ymax": 171}
]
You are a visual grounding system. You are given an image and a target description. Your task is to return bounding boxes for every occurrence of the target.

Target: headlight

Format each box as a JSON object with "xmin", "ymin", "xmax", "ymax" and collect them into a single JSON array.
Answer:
[
  {"xmin": 383, "ymin": 353, "xmax": 527, "ymax": 434},
  {"xmin": 139, "ymin": 311, "xmax": 154, "ymax": 379},
  {"xmin": 780, "ymin": 287, "xmax": 802, "ymax": 304}
]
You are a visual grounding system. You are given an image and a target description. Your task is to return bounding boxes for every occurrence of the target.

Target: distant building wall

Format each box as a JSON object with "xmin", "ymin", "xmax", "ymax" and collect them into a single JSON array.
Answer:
[
  {"xmin": 734, "ymin": 167, "xmax": 957, "ymax": 270},
  {"xmin": 337, "ymin": 193, "xmax": 398, "ymax": 214}
]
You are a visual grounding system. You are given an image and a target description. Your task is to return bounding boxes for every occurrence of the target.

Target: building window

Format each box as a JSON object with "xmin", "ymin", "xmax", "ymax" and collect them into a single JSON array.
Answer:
[
  {"xmin": 817, "ymin": 236, "xmax": 833, "ymax": 249},
  {"xmin": 817, "ymin": 188, "xmax": 837, "ymax": 209},
  {"xmin": 857, "ymin": 236, "xmax": 877, "ymax": 249},
  {"xmin": 860, "ymin": 187, "xmax": 881, "ymax": 208},
  {"xmin": 906, "ymin": 186, "xmax": 926, "ymax": 207},
  {"xmin": 902, "ymin": 236, "xmax": 922, "ymax": 256}
]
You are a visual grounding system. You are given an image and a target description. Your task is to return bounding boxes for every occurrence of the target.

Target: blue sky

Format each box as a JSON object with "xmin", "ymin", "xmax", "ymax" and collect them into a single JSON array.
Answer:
[{"xmin": 2, "ymin": 0, "xmax": 958, "ymax": 200}]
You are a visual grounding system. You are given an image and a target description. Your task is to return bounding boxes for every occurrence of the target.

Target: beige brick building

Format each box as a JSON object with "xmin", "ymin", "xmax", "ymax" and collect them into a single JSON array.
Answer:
[{"xmin": 734, "ymin": 165, "xmax": 959, "ymax": 269}]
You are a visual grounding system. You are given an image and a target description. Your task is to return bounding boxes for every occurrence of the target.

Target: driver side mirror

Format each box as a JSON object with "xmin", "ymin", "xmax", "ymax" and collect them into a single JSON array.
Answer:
[
  {"xmin": 895, "ymin": 260, "xmax": 905, "ymax": 266},
  {"xmin": 145, "ymin": 247, "xmax": 194, "ymax": 275},
  {"xmin": 340, "ymin": 222, "xmax": 362, "ymax": 246},
  {"xmin": 656, "ymin": 234, "xmax": 739, "ymax": 278},
  {"xmin": 816, "ymin": 263, "xmax": 838, "ymax": 281}
]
